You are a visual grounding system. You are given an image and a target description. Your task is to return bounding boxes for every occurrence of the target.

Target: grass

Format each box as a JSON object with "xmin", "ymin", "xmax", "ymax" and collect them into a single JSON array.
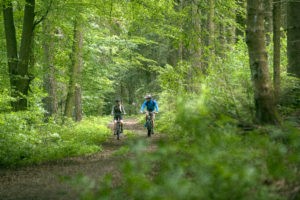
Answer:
[{"xmin": 0, "ymin": 114, "xmax": 111, "ymax": 167}]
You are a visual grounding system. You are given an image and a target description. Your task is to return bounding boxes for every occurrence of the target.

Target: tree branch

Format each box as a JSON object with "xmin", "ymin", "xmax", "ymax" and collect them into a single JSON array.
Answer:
[{"xmin": 33, "ymin": 0, "xmax": 53, "ymax": 30}]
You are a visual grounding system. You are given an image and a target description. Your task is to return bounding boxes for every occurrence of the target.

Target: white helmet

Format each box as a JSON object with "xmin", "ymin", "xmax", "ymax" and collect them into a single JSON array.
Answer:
[{"xmin": 144, "ymin": 94, "xmax": 152, "ymax": 99}]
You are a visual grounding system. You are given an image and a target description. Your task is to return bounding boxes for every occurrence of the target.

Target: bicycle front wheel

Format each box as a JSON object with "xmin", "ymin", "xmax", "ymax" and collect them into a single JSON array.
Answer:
[
  {"xmin": 116, "ymin": 123, "xmax": 121, "ymax": 140},
  {"xmin": 146, "ymin": 121, "xmax": 152, "ymax": 137}
]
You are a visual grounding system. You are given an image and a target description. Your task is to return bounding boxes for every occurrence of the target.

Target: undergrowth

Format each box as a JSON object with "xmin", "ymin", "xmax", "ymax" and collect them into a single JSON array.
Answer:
[
  {"xmin": 0, "ymin": 113, "xmax": 111, "ymax": 167},
  {"xmin": 55, "ymin": 39, "xmax": 300, "ymax": 199},
  {"xmin": 75, "ymin": 95, "xmax": 300, "ymax": 200}
]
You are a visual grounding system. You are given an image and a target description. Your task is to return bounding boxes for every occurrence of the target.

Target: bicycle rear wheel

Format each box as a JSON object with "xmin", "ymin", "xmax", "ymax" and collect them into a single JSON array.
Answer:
[
  {"xmin": 116, "ymin": 123, "xmax": 121, "ymax": 140},
  {"xmin": 147, "ymin": 129, "xmax": 151, "ymax": 137},
  {"xmin": 117, "ymin": 130, "xmax": 120, "ymax": 140}
]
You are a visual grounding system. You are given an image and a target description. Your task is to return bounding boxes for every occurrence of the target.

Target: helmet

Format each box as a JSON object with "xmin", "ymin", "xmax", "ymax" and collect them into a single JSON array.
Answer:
[{"xmin": 144, "ymin": 94, "xmax": 152, "ymax": 99}]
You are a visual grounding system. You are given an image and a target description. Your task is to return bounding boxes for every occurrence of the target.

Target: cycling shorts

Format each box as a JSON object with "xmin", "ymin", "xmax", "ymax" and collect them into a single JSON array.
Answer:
[{"xmin": 114, "ymin": 115, "xmax": 123, "ymax": 121}]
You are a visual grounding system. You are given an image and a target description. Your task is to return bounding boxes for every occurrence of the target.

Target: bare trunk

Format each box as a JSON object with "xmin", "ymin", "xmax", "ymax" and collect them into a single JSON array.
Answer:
[
  {"xmin": 207, "ymin": 0, "xmax": 215, "ymax": 49},
  {"xmin": 235, "ymin": 0, "xmax": 246, "ymax": 39},
  {"xmin": 16, "ymin": 0, "xmax": 35, "ymax": 110},
  {"xmin": 287, "ymin": 1, "xmax": 300, "ymax": 78},
  {"xmin": 206, "ymin": 0, "xmax": 215, "ymax": 69},
  {"xmin": 64, "ymin": 16, "xmax": 84, "ymax": 119},
  {"xmin": 264, "ymin": 0, "xmax": 273, "ymax": 45},
  {"xmin": 178, "ymin": 0, "xmax": 183, "ymax": 62},
  {"xmin": 246, "ymin": 0, "xmax": 279, "ymax": 124},
  {"xmin": 42, "ymin": 20, "xmax": 58, "ymax": 117},
  {"xmin": 2, "ymin": 2, "xmax": 18, "ymax": 92},
  {"xmin": 75, "ymin": 84, "xmax": 82, "ymax": 122},
  {"xmin": 191, "ymin": 0, "xmax": 202, "ymax": 72},
  {"xmin": 2, "ymin": 0, "xmax": 35, "ymax": 111},
  {"xmin": 273, "ymin": 0, "xmax": 281, "ymax": 102}
]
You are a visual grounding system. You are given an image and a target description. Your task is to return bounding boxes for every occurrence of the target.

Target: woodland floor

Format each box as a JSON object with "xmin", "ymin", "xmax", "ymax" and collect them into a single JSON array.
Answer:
[{"xmin": 0, "ymin": 118, "xmax": 161, "ymax": 200}]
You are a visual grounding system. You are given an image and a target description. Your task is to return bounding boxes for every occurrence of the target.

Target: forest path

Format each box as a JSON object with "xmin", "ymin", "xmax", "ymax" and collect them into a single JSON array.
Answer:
[{"xmin": 0, "ymin": 118, "xmax": 161, "ymax": 200}]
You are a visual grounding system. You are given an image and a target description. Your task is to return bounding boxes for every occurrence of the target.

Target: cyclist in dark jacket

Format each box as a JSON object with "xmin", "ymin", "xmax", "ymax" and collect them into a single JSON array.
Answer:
[{"xmin": 111, "ymin": 99, "xmax": 126, "ymax": 134}]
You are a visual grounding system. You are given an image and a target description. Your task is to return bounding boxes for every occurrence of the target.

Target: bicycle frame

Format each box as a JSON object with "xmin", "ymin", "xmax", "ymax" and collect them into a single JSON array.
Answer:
[
  {"xmin": 145, "ymin": 111, "xmax": 155, "ymax": 137},
  {"xmin": 115, "ymin": 119, "xmax": 122, "ymax": 140}
]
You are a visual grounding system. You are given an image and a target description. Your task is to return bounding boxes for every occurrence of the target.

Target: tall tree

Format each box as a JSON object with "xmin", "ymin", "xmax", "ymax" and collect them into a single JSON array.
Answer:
[
  {"xmin": 246, "ymin": 0, "xmax": 279, "ymax": 124},
  {"xmin": 235, "ymin": 0, "xmax": 246, "ymax": 39},
  {"xmin": 287, "ymin": 1, "xmax": 300, "ymax": 78},
  {"xmin": 2, "ymin": 0, "xmax": 35, "ymax": 111},
  {"xmin": 190, "ymin": 0, "xmax": 203, "ymax": 73},
  {"xmin": 207, "ymin": 0, "xmax": 215, "ymax": 68},
  {"xmin": 64, "ymin": 15, "xmax": 84, "ymax": 119},
  {"xmin": 273, "ymin": 0, "xmax": 281, "ymax": 101},
  {"xmin": 264, "ymin": 0, "xmax": 272, "ymax": 45},
  {"xmin": 42, "ymin": 19, "xmax": 58, "ymax": 117},
  {"xmin": 75, "ymin": 84, "xmax": 82, "ymax": 121}
]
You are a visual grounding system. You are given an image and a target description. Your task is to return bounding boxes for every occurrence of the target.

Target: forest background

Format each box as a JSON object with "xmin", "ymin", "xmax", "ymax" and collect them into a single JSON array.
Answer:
[{"xmin": 0, "ymin": 0, "xmax": 300, "ymax": 199}]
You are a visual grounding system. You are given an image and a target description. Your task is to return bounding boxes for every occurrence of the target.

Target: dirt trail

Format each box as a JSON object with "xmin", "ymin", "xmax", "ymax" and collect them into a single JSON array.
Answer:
[{"xmin": 0, "ymin": 118, "xmax": 161, "ymax": 200}]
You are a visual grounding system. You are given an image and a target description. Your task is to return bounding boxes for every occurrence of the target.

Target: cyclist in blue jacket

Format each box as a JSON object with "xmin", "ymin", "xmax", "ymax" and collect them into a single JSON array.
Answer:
[{"xmin": 140, "ymin": 95, "xmax": 159, "ymax": 131}]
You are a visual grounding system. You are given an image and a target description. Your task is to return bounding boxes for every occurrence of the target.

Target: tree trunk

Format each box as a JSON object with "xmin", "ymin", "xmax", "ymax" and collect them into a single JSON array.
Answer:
[
  {"xmin": 287, "ymin": 1, "xmax": 300, "ymax": 78},
  {"xmin": 273, "ymin": 0, "xmax": 281, "ymax": 102},
  {"xmin": 15, "ymin": 0, "xmax": 35, "ymax": 110},
  {"xmin": 264, "ymin": 0, "xmax": 273, "ymax": 45},
  {"xmin": 246, "ymin": 0, "xmax": 279, "ymax": 124},
  {"xmin": 75, "ymin": 84, "xmax": 82, "ymax": 122},
  {"xmin": 2, "ymin": 0, "xmax": 35, "ymax": 111},
  {"xmin": 206, "ymin": 0, "xmax": 215, "ymax": 69},
  {"xmin": 207, "ymin": 0, "xmax": 215, "ymax": 49},
  {"xmin": 235, "ymin": 0, "xmax": 246, "ymax": 39},
  {"xmin": 2, "ymin": 2, "xmax": 18, "ymax": 94},
  {"xmin": 191, "ymin": 0, "xmax": 203, "ymax": 72},
  {"xmin": 42, "ymin": 20, "xmax": 58, "ymax": 118},
  {"xmin": 178, "ymin": 0, "xmax": 183, "ymax": 62},
  {"xmin": 64, "ymin": 16, "xmax": 84, "ymax": 119}
]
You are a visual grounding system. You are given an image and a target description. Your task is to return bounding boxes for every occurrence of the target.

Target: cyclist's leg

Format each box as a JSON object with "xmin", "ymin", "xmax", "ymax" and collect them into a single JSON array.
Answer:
[
  {"xmin": 113, "ymin": 115, "xmax": 118, "ymax": 134},
  {"xmin": 151, "ymin": 113, "xmax": 155, "ymax": 133},
  {"xmin": 144, "ymin": 111, "xmax": 149, "ymax": 127},
  {"xmin": 120, "ymin": 116, "xmax": 124, "ymax": 133},
  {"xmin": 113, "ymin": 120, "xmax": 117, "ymax": 134}
]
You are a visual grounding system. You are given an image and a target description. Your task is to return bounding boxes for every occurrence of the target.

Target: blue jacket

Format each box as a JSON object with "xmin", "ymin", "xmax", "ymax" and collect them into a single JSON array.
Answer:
[{"xmin": 140, "ymin": 99, "xmax": 159, "ymax": 112}]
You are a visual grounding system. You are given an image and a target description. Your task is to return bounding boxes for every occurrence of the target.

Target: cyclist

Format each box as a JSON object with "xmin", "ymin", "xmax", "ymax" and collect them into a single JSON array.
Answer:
[
  {"xmin": 111, "ymin": 99, "xmax": 126, "ymax": 134},
  {"xmin": 140, "ymin": 95, "xmax": 159, "ymax": 132}
]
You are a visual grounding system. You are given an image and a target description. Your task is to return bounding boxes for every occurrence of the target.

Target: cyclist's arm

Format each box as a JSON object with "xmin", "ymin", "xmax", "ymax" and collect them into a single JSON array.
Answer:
[
  {"xmin": 121, "ymin": 105, "xmax": 126, "ymax": 114},
  {"xmin": 111, "ymin": 106, "xmax": 114, "ymax": 115},
  {"xmin": 140, "ymin": 101, "xmax": 146, "ymax": 112},
  {"xmin": 154, "ymin": 101, "xmax": 159, "ymax": 112}
]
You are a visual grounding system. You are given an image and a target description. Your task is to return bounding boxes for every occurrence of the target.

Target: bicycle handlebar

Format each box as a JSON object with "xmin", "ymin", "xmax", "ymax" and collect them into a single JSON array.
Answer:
[{"xmin": 141, "ymin": 111, "xmax": 158, "ymax": 114}]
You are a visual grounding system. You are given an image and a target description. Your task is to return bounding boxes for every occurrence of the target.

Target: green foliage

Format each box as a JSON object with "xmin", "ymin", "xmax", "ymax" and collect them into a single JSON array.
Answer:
[
  {"xmin": 0, "ymin": 89, "xmax": 12, "ymax": 112},
  {"xmin": 75, "ymin": 95, "xmax": 300, "ymax": 200},
  {"xmin": 205, "ymin": 39, "xmax": 254, "ymax": 122},
  {"xmin": 0, "ymin": 113, "xmax": 110, "ymax": 167},
  {"xmin": 1, "ymin": 0, "xmax": 299, "ymax": 198},
  {"xmin": 279, "ymin": 76, "xmax": 300, "ymax": 116},
  {"xmin": 157, "ymin": 63, "xmax": 192, "ymax": 94}
]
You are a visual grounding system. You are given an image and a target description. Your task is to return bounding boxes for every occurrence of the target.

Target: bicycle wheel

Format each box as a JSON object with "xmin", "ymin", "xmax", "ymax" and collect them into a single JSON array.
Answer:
[
  {"xmin": 146, "ymin": 120, "xmax": 152, "ymax": 137},
  {"xmin": 116, "ymin": 123, "xmax": 120, "ymax": 140}
]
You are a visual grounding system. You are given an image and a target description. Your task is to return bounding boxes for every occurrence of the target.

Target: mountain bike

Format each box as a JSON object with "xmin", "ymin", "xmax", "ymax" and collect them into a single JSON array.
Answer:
[
  {"xmin": 114, "ymin": 119, "xmax": 122, "ymax": 140},
  {"xmin": 145, "ymin": 111, "xmax": 157, "ymax": 137}
]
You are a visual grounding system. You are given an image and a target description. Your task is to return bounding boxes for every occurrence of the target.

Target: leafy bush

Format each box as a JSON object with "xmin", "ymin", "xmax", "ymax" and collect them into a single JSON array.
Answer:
[
  {"xmin": 0, "ymin": 113, "xmax": 110, "ymax": 167},
  {"xmin": 76, "ymin": 95, "xmax": 299, "ymax": 200}
]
